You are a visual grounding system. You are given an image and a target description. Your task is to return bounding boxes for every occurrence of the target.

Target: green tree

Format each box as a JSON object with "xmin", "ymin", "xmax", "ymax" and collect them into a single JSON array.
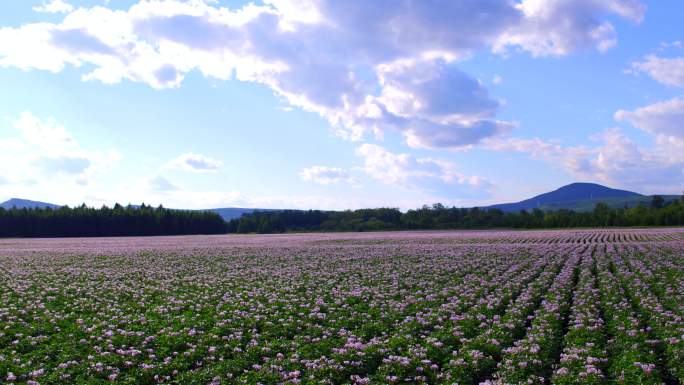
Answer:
[{"xmin": 651, "ymin": 195, "xmax": 665, "ymax": 209}]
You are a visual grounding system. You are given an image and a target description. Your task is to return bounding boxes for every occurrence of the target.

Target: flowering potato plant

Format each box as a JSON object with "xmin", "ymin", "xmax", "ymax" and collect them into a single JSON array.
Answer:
[{"xmin": 0, "ymin": 228, "xmax": 683, "ymax": 384}]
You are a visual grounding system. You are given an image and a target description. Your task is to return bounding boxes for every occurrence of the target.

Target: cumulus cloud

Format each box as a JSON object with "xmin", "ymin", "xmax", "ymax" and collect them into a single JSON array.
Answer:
[
  {"xmin": 494, "ymin": 0, "xmax": 645, "ymax": 57},
  {"xmin": 0, "ymin": 112, "xmax": 120, "ymax": 185},
  {"xmin": 563, "ymin": 129, "xmax": 683, "ymax": 192},
  {"xmin": 0, "ymin": 0, "xmax": 644, "ymax": 149},
  {"xmin": 630, "ymin": 55, "xmax": 684, "ymax": 87},
  {"xmin": 614, "ymin": 98, "xmax": 684, "ymax": 172},
  {"xmin": 615, "ymin": 97, "xmax": 684, "ymax": 141},
  {"xmin": 300, "ymin": 166, "xmax": 352, "ymax": 185},
  {"xmin": 485, "ymin": 122, "xmax": 684, "ymax": 194},
  {"xmin": 369, "ymin": 58, "xmax": 512, "ymax": 149},
  {"xmin": 355, "ymin": 143, "xmax": 493, "ymax": 196},
  {"xmin": 33, "ymin": 0, "xmax": 74, "ymax": 14},
  {"xmin": 167, "ymin": 152, "xmax": 222, "ymax": 172},
  {"xmin": 483, "ymin": 95, "xmax": 684, "ymax": 194}
]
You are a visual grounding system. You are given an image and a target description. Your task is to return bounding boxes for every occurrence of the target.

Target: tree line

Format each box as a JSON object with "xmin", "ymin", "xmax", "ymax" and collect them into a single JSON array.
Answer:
[
  {"xmin": 0, "ymin": 204, "xmax": 226, "ymax": 237},
  {"xmin": 2, "ymin": 196, "xmax": 683, "ymax": 237},
  {"xmin": 226, "ymin": 195, "xmax": 684, "ymax": 233}
]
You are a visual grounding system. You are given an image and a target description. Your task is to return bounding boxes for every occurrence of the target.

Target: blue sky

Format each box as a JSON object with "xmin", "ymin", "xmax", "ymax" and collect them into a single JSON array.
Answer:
[{"xmin": 0, "ymin": 0, "xmax": 682, "ymax": 210}]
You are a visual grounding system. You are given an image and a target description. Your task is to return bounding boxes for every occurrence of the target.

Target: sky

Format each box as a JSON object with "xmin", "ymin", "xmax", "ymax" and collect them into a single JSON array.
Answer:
[{"xmin": 0, "ymin": 0, "xmax": 683, "ymax": 210}]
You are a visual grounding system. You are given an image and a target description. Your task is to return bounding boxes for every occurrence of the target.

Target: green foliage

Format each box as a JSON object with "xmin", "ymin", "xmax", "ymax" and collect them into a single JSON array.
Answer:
[
  {"xmin": 3, "ymin": 197, "xmax": 683, "ymax": 236},
  {"xmin": 650, "ymin": 195, "xmax": 664, "ymax": 209},
  {"xmin": 0, "ymin": 204, "xmax": 226, "ymax": 237},
  {"xmin": 227, "ymin": 198, "xmax": 684, "ymax": 233}
]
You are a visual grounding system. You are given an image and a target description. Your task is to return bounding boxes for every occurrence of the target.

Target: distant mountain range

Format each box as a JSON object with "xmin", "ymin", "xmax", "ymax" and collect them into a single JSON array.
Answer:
[
  {"xmin": 208, "ymin": 208, "xmax": 281, "ymax": 221},
  {"xmin": 0, "ymin": 198, "xmax": 60, "ymax": 210},
  {"xmin": 2, "ymin": 182, "xmax": 681, "ymax": 218}
]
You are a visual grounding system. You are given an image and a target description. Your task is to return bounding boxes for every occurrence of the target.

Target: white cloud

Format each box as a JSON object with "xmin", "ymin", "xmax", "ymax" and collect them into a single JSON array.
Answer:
[
  {"xmin": 631, "ymin": 55, "xmax": 684, "ymax": 87},
  {"xmin": 485, "ymin": 120, "xmax": 684, "ymax": 194},
  {"xmin": 615, "ymin": 97, "xmax": 684, "ymax": 141},
  {"xmin": 167, "ymin": 152, "xmax": 222, "ymax": 172},
  {"xmin": 659, "ymin": 40, "xmax": 682, "ymax": 50},
  {"xmin": 494, "ymin": 0, "xmax": 645, "ymax": 57},
  {"xmin": 33, "ymin": 0, "xmax": 74, "ymax": 14},
  {"xmin": 483, "ymin": 96, "xmax": 684, "ymax": 194},
  {"xmin": 483, "ymin": 136, "xmax": 564, "ymax": 160},
  {"xmin": 614, "ymin": 98, "xmax": 684, "ymax": 173},
  {"xmin": 300, "ymin": 166, "xmax": 352, "ymax": 185},
  {"xmin": 13, "ymin": 111, "xmax": 78, "ymax": 152},
  {"xmin": 355, "ymin": 143, "xmax": 493, "ymax": 197},
  {"xmin": 562, "ymin": 129, "xmax": 683, "ymax": 193},
  {"xmin": 367, "ymin": 58, "xmax": 512, "ymax": 149},
  {"xmin": 148, "ymin": 176, "xmax": 179, "ymax": 192},
  {"xmin": 492, "ymin": 75, "xmax": 503, "ymax": 85},
  {"xmin": 110, "ymin": 188, "xmax": 424, "ymax": 211},
  {"xmin": 0, "ymin": 112, "xmax": 120, "ymax": 185},
  {"xmin": 0, "ymin": 0, "xmax": 644, "ymax": 150}
]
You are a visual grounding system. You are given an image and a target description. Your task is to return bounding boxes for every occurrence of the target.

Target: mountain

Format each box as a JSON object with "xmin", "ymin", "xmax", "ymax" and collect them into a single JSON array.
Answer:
[
  {"xmin": 486, "ymin": 183, "xmax": 655, "ymax": 212},
  {"xmin": 207, "ymin": 207, "xmax": 282, "ymax": 221},
  {"xmin": 0, "ymin": 198, "xmax": 61, "ymax": 209}
]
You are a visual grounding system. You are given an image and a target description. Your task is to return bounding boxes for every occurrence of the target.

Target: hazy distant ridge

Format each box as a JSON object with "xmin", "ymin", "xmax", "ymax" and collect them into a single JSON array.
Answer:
[
  {"xmin": 0, "ymin": 198, "xmax": 60, "ymax": 210},
  {"xmin": 208, "ymin": 208, "xmax": 281, "ymax": 221},
  {"xmin": 2, "ymin": 182, "xmax": 679, "ymax": 217}
]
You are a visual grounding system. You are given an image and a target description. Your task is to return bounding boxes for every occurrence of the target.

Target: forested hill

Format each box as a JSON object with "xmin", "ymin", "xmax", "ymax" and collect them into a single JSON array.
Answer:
[
  {"xmin": 485, "ymin": 182, "xmax": 643, "ymax": 212},
  {"xmin": 227, "ymin": 196, "xmax": 684, "ymax": 233},
  {"xmin": 0, "ymin": 204, "xmax": 226, "ymax": 237}
]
